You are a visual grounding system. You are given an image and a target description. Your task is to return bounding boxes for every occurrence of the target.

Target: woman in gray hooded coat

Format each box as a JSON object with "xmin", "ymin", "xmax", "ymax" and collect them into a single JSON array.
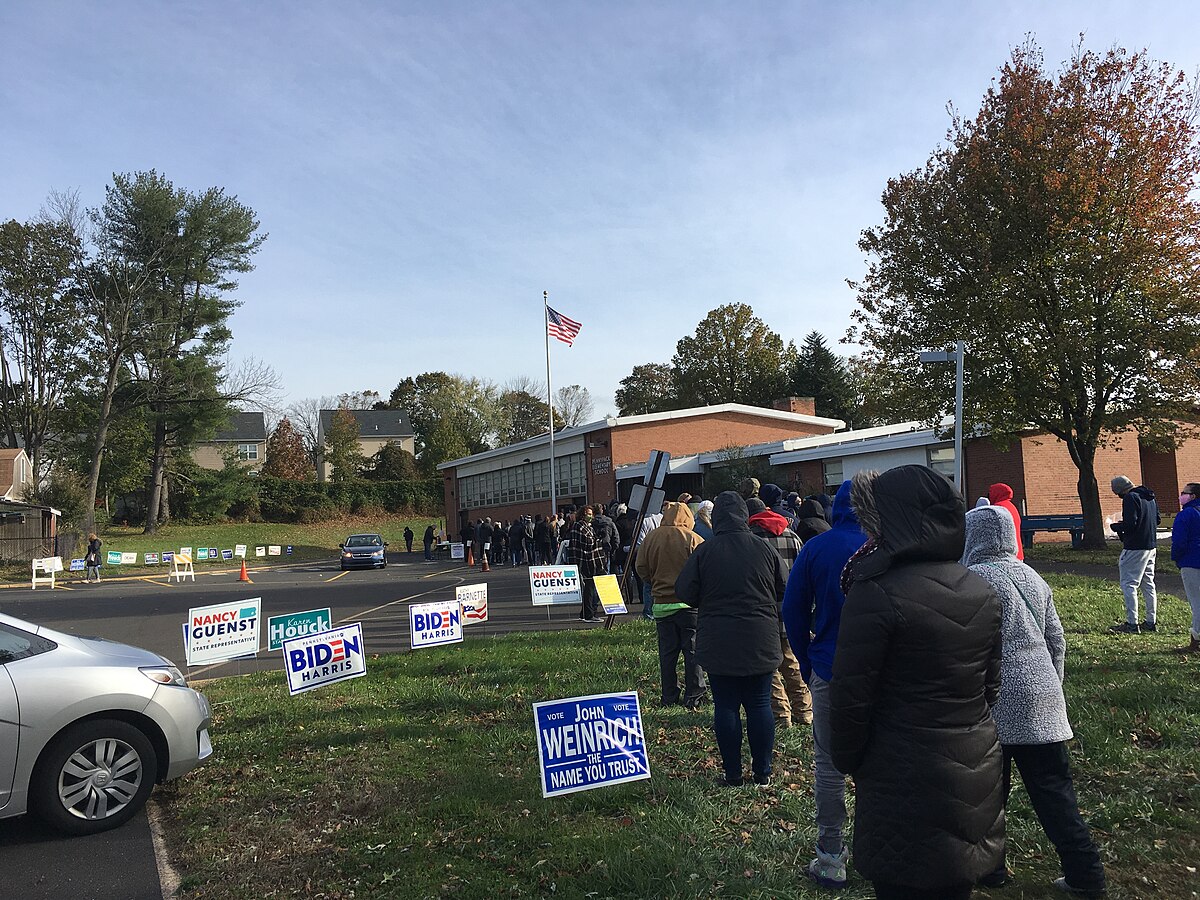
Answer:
[{"xmin": 963, "ymin": 505, "xmax": 1106, "ymax": 897}]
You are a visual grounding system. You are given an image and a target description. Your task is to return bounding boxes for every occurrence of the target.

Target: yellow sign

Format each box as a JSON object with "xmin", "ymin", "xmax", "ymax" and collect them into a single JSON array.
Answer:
[{"xmin": 594, "ymin": 575, "xmax": 627, "ymax": 616}]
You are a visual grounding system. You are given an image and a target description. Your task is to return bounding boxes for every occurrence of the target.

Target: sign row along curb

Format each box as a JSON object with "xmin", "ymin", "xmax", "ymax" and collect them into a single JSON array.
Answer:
[{"xmin": 183, "ymin": 566, "xmax": 644, "ymax": 798}]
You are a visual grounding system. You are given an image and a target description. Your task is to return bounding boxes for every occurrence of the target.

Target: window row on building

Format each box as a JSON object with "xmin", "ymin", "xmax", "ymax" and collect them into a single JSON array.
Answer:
[{"xmin": 458, "ymin": 453, "xmax": 587, "ymax": 509}]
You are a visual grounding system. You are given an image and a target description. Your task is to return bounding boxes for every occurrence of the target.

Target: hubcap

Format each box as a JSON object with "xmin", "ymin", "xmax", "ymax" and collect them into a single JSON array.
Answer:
[{"xmin": 58, "ymin": 737, "xmax": 143, "ymax": 820}]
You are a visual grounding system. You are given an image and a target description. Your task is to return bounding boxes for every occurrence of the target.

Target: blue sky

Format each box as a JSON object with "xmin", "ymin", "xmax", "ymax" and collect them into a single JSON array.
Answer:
[{"xmin": 2, "ymin": 2, "xmax": 1196, "ymax": 417}]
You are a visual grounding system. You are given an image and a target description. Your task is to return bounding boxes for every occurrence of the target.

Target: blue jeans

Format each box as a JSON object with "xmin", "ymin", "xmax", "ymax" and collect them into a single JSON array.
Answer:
[
  {"xmin": 708, "ymin": 672, "xmax": 775, "ymax": 782},
  {"xmin": 641, "ymin": 580, "xmax": 654, "ymax": 620}
]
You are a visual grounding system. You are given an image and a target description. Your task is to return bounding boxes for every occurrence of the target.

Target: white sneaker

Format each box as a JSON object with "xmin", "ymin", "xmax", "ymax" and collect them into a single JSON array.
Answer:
[{"xmin": 807, "ymin": 843, "xmax": 848, "ymax": 888}]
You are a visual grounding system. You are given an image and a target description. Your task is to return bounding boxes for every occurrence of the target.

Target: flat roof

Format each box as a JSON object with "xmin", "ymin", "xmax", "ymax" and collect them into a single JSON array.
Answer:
[{"xmin": 437, "ymin": 403, "xmax": 845, "ymax": 471}]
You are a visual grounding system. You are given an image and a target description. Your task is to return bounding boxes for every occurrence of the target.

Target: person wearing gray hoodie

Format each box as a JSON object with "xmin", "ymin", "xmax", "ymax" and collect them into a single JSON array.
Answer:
[{"xmin": 963, "ymin": 505, "xmax": 1106, "ymax": 898}]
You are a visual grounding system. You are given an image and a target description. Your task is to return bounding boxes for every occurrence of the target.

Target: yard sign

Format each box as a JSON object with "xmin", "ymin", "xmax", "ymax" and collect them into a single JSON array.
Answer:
[{"xmin": 533, "ymin": 691, "xmax": 650, "ymax": 798}]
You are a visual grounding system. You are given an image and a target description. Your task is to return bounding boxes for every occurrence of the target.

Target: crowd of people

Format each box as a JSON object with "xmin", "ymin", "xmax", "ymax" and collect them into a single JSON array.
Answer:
[
  {"xmin": 631, "ymin": 472, "xmax": 1107, "ymax": 897},
  {"xmin": 436, "ymin": 464, "xmax": 1200, "ymax": 896}
]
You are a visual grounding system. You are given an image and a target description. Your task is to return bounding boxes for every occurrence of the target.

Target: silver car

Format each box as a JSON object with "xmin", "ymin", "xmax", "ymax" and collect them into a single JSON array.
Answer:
[{"xmin": 0, "ymin": 610, "xmax": 212, "ymax": 835}]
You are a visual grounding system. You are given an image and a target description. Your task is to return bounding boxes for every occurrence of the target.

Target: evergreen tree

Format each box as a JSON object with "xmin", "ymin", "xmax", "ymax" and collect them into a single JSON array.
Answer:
[{"xmin": 790, "ymin": 331, "xmax": 861, "ymax": 425}]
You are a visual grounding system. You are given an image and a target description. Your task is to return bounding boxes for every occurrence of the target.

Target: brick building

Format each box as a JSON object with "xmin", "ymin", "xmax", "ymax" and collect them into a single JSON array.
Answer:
[{"xmin": 437, "ymin": 400, "xmax": 844, "ymax": 530}]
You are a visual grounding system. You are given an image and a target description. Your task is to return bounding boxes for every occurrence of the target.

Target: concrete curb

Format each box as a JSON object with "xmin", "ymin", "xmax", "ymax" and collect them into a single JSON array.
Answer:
[{"xmin": 146, "ymin": 797, "xmax": 181, "ymax": 899}]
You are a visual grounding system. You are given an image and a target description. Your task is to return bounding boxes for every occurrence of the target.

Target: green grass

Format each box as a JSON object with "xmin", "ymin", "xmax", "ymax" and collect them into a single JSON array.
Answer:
[
  {"xmin": 3, "ymin": 517, "xmax": 443, "ymax": 583},
  {"xmin": 1026, "ymin": 541, "xmax": 1181, "ymax": 576},
  {"xmin": 156, "ymin": 575, "xmax": 1200, "ymax": 899}
]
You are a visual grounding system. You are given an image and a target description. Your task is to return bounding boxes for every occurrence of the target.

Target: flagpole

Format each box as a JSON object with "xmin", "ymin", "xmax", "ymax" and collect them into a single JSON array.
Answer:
[{"xmin": 544, "ymin": 290, "xmax": 557, "ymax": 518}]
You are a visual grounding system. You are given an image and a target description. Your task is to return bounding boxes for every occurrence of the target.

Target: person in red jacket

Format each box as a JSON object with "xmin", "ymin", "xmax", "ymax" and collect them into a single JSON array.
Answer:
[{"xmin": 989, "ymin": 483, "xmax": 1025, "ymax": 560}]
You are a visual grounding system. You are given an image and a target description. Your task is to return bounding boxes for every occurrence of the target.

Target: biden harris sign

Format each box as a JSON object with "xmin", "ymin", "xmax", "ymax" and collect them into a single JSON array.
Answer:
[
  {"xmin": 409, "ymin": 600, "xmax": 463, "ymax": 649},
  {"xmin": 283, "ymin": 623, "xmax": 366, "ymax": 695}
]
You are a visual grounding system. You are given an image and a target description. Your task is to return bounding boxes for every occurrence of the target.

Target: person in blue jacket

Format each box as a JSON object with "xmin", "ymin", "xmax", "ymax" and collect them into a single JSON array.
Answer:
[
  {"xmin": 1171, "ymin": 481, "xmax": 1200, "ymax": 653},
  {"xmin": 780, "ymin": 480, "xmax": 866, "ymax": 889}
]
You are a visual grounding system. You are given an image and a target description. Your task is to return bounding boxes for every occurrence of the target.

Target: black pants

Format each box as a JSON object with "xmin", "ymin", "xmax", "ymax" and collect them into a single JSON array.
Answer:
[
  {"xmin": 578, "ymin": 577, "xmax": 599, "ymax": 618},
  {"xmin": 654, "ymin": 609, "xmax": 706, "ymax": 705},
  {"xmin": 873, "ymin": 883, "xmax": 972, "ymax": 900},
  {"xmin": 991, "ymin": 741, "xmax": 1106, "ymax": 891}
]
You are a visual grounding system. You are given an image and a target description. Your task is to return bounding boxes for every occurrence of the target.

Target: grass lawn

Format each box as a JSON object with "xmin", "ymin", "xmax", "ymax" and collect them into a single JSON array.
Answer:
[
  {"xmin": 156, "ymin": 574, "xmax": 1200, "ymax": 899},
  {"xmin": 1025, "ymin": 541, "xmax": 1182, "ymax": 576},
  {"xmin": 0, "ymin": 517, "xmax": 443, "ymax": 583}
]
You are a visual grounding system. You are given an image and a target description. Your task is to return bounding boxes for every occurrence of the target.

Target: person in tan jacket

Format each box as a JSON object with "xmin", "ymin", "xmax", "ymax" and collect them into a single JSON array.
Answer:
[{"xmin": 636, "ymin": 502, "xmax": 708, "ymax": 707}]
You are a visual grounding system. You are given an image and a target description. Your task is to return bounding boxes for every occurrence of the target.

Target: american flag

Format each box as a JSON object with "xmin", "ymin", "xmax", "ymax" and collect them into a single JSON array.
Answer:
[{"xmin": 546, "ymin": 306, "xmax": 582, "ymax": 346}]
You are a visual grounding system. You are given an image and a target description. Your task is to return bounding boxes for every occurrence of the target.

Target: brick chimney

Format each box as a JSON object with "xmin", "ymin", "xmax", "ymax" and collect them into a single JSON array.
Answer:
[{"xmin": 773, "ymin": 396, "xmax": 816, "ymax": 416}]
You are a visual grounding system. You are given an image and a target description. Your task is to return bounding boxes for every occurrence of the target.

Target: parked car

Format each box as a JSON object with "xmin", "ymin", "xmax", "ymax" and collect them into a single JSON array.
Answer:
[
  {"xmin": 339, "ymin": 533, "xmax": 388, "ymax": 570},
  {"xmin": 0, "ymin": 611, "xmax": 212, "ymax": 835}
]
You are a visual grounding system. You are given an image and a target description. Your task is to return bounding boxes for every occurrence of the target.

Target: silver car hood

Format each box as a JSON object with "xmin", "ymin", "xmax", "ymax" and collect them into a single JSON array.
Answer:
[{"xmin": 36, "ymin": 625, "xmax": 169, "ymax": 667}]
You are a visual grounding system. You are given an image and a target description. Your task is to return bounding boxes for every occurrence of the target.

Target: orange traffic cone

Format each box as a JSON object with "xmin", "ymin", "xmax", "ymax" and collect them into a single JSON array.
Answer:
[
  {"xmin": 466, "ymin": 544, "xmax": 474, "ymax": 566},
  {"xmin": 239, "ymin": 559, "xmax": 250, "ymax": 582},
  {"xmin": 481, "ymin": 550, "xmax": 490, "ymax": 573}
]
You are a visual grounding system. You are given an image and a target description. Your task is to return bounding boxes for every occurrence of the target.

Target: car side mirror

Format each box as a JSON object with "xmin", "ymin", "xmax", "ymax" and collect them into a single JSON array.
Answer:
[
  {"xmin": 383, "ymin": 542, "xmax": 389, "ymax": 547},
  {"xmin": 338, "ymin": 544, "xmax": 345, "ymax": 550}
]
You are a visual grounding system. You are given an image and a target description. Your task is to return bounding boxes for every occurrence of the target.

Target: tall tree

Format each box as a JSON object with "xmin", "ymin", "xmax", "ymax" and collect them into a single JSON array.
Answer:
[
  {"xmin": 262, "ymin": 416, "xmax": 313, "ymax": 480},
  {"xmin": 790, "ymin": 331, "xmax": 861, "ymax": 425},
  {"xmin": 554, "ymin": 384, "xmax": 593, "ymax": 427},
  {"xmin": 324, "ymin": 408, "xmax": 365, "ymax": 482},
  {"xmin": 495, "ymin": 388, "xmax": 559, "ymax": 444},
  {"xmin": 0, "ymin": 219, "xmax": 87, "ymax": 479},
  {"xmin": 98, "ymin": 171, "xmax": 266, "ymax": 532},
  {"xmin": 615, "ymin": 363, "xmax": 677, "ymax": 416},
  {"xmin": 848, "ymin": 40, "xmax": 1200, "ymax": 547},
  {"xmin": 386, "ymin": 372, "xmax": 495, "ymax": 470},
  {"xmin": 672, "ymin": 303, "xmax": 794, "ymax": 407}
]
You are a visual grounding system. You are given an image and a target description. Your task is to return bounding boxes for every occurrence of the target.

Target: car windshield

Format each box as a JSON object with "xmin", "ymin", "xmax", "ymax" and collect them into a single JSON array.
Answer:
[{"xmin": 345, "ymin": 535, "xmax": 382, "ymax": 548}]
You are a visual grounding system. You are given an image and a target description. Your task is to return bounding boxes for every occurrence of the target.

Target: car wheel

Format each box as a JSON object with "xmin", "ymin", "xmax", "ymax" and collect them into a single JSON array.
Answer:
[{"xmin": 30, "ymin": 718, "xmax": 157, "ymax": 835}]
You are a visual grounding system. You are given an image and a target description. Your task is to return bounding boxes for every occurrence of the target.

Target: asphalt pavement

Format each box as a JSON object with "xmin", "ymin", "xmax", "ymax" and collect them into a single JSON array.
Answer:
[{"xmin": 0, "ymin": 551, "xmax": 631, "ymax": 899}]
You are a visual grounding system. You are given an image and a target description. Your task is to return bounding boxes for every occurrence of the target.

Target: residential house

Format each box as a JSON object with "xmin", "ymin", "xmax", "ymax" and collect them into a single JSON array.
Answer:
[
  {"xmin": 192, "ymin": 412, "xmax": 268, "ymax": 472},
  {"xmin": 317, "ymin": 410, "xmax": 416, "ymax": 482},
  {"xmin": 0, "ymin": 449, "xmax": 32, "ymax": 501}
]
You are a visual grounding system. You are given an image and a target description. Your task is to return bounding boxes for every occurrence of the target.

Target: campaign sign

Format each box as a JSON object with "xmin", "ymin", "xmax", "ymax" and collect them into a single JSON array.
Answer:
[
  {"xmin": 180, "ymin": 546, "xmax": 193, "ymax": 557},
  {"xmin": 534, "ymin": 692, "xmax": 650, "ymax": 798},
  {"xmin": 197, "ymin": 548, "xmax": 210, "ymax": 560},
  {"xmin": 409, "ymin": 600, "xmax": 463, "ymax": 649},
  {"xmin": 255, "ymin": 546, "xmax": 266, "ymax": 557},
  {"xmin": 222, "ymin": 549, "xmax": 234, "ymax": 560},
  {"xmin": 529, "ymin": 566, "xmax": 582, "ymax": 606},
  {"xmin": 286, "ymin": 545, "xmax": 293, "ymax": 555},
  {"xmin": 284, "ymin": 623, "xmax": 366, "ymax": 695},
  {"xmin": 207, "ymin": 548, "xmax": 218, "ymax": 560},
  {"xmin": 186, "ymin": 598, "xmax": 262, "ymax": 665},
  {"xmin": 235, "ymin": 544, "xmax": 247, "ymax": 558},
  {"xmin": 450, "ymin": 542, "xmax": 465, "ymax": 560},
  {"xmin": 456, "ymin": 583, "xmax": 488, "ymax": 624},
  {"xmin": 107, "ymin": 550, "xmax": 122, "ymax": 565},
  {"xmin": 120, "ymin": 551, "xmax": 138, "ymax": 565},
  {"xmin": 268, "ymin": 607, "xmax": 333, "ymax": 652},
  {"xmin": 269, "ymin": 545, "xmax": 281, "ymax": 556},
  {"xmin": 162, "ymin": 551, "xmax": 175, "ymax": 564},
  {"xmin": 594, "ymin": 575, "xmax": 627, "ymax": 616},
  {"xmin": 144, "ymin": 552, "xmax": 160, "ymax": 565},
  {"xmin": 69, "ymin": 558, "xmax": 86, "ymax": 572}
]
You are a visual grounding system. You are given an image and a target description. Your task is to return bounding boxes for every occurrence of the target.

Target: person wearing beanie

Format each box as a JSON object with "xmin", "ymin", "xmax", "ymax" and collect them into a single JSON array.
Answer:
[
  {"xmin": 988, "ymin": 483, "xmax": 1025, "ymax": 560},
  {"xmin": 738, "ymin": 477, "xmax": 761, "ymax": 500},
  {"xmin": 1110, "ymin": 475, "xmax": 1160, "ymax": 634},
  {"xmin": 694, "ymin": 500, "xmax": 715, "ymax": 541}
]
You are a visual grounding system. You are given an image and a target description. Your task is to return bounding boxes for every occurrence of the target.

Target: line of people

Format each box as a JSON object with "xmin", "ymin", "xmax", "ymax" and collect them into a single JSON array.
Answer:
[{"xmin": 637, "ymin": 470, "xmax": 1106, "ymax": 899}]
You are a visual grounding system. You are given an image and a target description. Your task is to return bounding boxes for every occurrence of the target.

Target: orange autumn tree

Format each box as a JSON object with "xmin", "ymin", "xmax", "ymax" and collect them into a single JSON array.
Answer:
[{"xmin": 849, "ymin": 39, "xmax": 1200, "ymax": 547}]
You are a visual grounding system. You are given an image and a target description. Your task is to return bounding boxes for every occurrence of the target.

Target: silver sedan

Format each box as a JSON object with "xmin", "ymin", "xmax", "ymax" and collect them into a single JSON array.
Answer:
[{"xmin": 0, "ymin": 610, "xmax": 212, "ymax": 835}]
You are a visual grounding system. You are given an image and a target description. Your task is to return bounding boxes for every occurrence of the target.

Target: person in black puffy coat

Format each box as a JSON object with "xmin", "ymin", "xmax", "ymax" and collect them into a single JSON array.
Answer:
[
  {"xmin": 831, "ymin": 465, "xmax": 1004, "ymax": 900},
  {"xmin": 676, "ymin": 491, "xmax": 787, "ymax": 787}
]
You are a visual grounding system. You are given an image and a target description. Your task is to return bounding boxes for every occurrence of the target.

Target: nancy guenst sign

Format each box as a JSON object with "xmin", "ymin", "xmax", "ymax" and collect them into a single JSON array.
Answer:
[
  {"xmin": 186, "ymin": 598, "xmax": 262, "ymax": 665},
  {"xmin": 267, "ymin": 608, "xmax": 333, "ymax": 652},
  {"xmin": 534, "ymin": 692, "xmax": 650, "ymax": 798},
  {"xmin": 528, "ymin": 566, "xmax": 582, "ymax": 606},
  {"xmin": 283, "ymin": 623, "xmax": 366, "ymax": 695}
]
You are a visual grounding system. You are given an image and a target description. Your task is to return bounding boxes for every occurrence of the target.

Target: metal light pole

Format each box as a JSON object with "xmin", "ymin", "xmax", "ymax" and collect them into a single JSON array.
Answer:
[{"xmin": 919, "ymin": 341, "xmax": 966, "ymax": 490}]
